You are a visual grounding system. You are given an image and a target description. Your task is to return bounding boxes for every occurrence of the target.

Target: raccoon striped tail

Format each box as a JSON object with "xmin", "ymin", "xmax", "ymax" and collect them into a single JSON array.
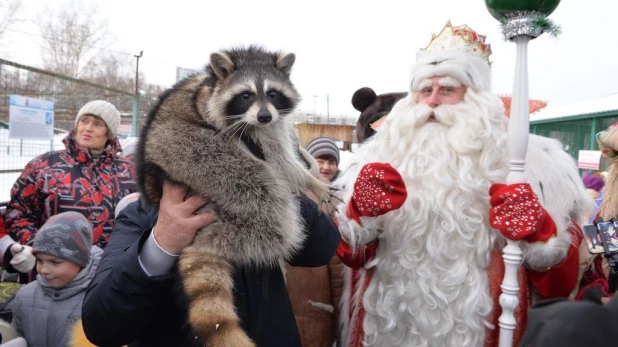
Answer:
[{"xmin": 179, "ymin": 246, "xmax": 255, "ymax": 347}]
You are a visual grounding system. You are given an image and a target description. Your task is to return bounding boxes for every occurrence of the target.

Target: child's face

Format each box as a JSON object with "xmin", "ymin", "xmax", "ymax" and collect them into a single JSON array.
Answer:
[
  {"xmin": 316, "ymin": 155, "xmax": 338, "ymax": 182},
  {"xmin": 35, "ymin": 253, "xmax": 81, "ymax": 288}
]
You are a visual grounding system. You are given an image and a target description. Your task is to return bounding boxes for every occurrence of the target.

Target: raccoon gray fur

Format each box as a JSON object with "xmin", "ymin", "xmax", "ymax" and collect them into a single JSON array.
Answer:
[{"xmin": 136, "ymin": 46, "xmax": 331, "ymax": 347}]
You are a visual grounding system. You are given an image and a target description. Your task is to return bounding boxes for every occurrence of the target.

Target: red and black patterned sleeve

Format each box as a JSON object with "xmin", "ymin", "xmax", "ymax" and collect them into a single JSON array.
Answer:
[
  {"xmin": 5, "ymin": 158, "xmax": 46, "ymax": 245},
  {"xmin": 126, "ymin": 161, "xmax": 137, "ymax": 193}
]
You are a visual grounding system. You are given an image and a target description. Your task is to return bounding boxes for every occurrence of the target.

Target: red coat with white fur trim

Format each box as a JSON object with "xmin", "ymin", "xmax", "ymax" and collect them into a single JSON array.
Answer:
[
  {"xmin": 337, "ymin": 219, "xmax": 582, "ymax": 347},
  {"xmin": 336, "ymin": 135, "xmax": 589, "ymax": 347}
]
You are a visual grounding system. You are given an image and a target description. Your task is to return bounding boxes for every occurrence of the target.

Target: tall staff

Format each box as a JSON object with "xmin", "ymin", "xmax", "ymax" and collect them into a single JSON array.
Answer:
[{"xmin": 484, "ymin": 1, "xmax": 562, "ymax": 346}]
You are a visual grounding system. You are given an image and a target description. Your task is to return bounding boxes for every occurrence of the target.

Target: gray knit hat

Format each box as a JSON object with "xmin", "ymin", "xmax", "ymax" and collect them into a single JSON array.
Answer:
[
  {"xmin": 305, "ymin": 137, "xmax": 340, "ymax": 166},
  {"xmin": 75, "ymin": 100, "xmax": 121, "ymax": 139},
  {"xmin": 33, "ymin": 211, "xmax": 92, "ymax": 267}
]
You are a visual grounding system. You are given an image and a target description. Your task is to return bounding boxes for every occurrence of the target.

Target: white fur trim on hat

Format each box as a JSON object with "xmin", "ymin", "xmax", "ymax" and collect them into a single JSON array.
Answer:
[
  {"xmin": 410, "ymin": 50, "xmax": 491, "ymax": 93},
  {"xmin": 75, "ymin": 100, "xmax": 121, "ymax": 139}
]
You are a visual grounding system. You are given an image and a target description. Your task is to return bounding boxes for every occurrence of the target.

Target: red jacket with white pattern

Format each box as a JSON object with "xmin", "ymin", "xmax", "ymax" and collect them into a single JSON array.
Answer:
[{"xmin": 4, "ymin": 131, "xmax": 136, "ymax": 249}]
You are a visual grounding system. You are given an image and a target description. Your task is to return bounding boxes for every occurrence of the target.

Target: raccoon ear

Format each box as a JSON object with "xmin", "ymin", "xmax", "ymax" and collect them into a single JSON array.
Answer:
[
  {"xmin": 275, "ymin": 53, "xmax": 295, "ymax": 76},
  {"xmin": 210, "ymin": 52, "xmax": 235, "ymax": 79}
]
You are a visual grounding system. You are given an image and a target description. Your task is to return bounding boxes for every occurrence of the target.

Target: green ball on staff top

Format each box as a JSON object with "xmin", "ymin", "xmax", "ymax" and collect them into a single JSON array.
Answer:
[{"xmin": 485, "ymin": 0, "xmax": 561, "ymax": 21}]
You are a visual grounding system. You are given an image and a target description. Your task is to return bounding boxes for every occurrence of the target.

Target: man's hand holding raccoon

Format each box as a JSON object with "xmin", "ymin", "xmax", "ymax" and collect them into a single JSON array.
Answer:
[{"xmin": 153, "ymin": 181, "xmax": 217, "ymax": 255}]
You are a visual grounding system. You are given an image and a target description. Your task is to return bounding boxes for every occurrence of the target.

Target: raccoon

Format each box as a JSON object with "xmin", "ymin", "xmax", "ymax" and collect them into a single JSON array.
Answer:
[{"xmin": 136, "ymin": 46, "xmax": 331, "ymax": 346}]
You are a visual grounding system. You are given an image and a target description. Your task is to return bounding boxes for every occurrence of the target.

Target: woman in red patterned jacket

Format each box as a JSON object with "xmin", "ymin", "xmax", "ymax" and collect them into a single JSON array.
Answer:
[{"xmin": 3, "ymin": 100, "xmax": 136, "ymax": 274}]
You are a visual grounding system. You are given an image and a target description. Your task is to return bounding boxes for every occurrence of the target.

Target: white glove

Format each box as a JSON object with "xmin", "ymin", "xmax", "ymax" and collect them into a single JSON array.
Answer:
[
  {"xmin": 1, "ymin": 337, "xmax": 28, "ymax": 347},
  {"xmin": 9, "ymin": 244, "xmax": 36, "ymax": 273}
]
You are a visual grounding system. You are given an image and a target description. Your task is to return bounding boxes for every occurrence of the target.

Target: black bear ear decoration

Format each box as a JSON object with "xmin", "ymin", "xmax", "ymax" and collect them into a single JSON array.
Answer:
[{"xmin": 351, "ymin": 87, "xmax": 378, "ymax": 112}]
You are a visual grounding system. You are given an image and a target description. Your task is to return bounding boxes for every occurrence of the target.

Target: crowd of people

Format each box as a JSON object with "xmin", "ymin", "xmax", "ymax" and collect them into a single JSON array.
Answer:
[
  {"xmin": 0, "ymin": 99, "xmax": 136, "ymax": 346},
  {"xmin": 0, "ymin": 21, "xmax": 617, "ymax": 347}
]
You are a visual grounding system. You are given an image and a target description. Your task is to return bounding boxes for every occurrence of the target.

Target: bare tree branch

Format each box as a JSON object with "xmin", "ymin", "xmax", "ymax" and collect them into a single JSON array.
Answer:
[
  {"xmin": 37, "ymin": 0, "xmax": 109, "ymax": 78},
  {"xmin": 0, "ymin": 0, "xmax": 23, "ymax": 41}
]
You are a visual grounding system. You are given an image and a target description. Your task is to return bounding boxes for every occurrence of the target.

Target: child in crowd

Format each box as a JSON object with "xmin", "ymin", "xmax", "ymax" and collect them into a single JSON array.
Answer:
[
  {"xmin": 306, "ymin": 136, "xmax": 340, "ymax": 183},
  {"xmin": 11, "ymin": 211, "xmax": 102, "ymax": 347}
]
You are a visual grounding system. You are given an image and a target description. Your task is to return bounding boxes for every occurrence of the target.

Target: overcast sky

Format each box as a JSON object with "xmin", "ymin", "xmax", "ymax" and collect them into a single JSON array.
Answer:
[{"xmin": 3, "ymin": 0, "xmax": 617, "ymax": 118}]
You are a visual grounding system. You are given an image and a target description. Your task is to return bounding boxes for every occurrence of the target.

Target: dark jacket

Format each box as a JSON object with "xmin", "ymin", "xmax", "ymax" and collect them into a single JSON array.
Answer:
[
  {"xmin": 82, "ymin": 196, "xmax": 340, "ymax": 347},
  {"xmin": 4, "ymin": 131, "xmax": 136, "ymax": 249}
]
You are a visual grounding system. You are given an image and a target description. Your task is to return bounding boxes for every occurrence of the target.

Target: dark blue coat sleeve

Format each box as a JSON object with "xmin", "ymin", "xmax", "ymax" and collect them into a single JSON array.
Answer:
[
  {"xmin": 288, "ymin": 196, "xmax": 340, "ymax": 267},
  {"xmin": 82, "ymin": 199, "xmax": 173, "ymax": 346}
]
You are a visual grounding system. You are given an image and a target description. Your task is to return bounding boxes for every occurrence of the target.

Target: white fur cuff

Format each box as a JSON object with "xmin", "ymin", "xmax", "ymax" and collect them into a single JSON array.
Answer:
[
  {"xmin": 522, "ymin": 230, "xmax": 572, "ymax": 271},
  {"xmin": 339, "ymin": 218, "xmax": 379, "ymax": 249}
]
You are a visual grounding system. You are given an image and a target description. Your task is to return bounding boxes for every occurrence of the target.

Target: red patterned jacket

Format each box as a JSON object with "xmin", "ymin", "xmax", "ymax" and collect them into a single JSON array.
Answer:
[{"xmin": 4, "ymin": 131, "xmax": 136, "ymax": 249}]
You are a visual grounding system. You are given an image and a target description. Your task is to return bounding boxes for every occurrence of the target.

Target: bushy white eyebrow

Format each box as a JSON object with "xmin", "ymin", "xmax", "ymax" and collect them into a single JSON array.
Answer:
[
  {"xmin": 413, "ymin": 76, "xmax": 462, "ymax": 92},
  {"xmin": 415, "ymin": 78, "xmax": 433, "ymax": 91},
  {"xmin": 437, "ymin": 76, "xmax": 462, "ymax": 88}
]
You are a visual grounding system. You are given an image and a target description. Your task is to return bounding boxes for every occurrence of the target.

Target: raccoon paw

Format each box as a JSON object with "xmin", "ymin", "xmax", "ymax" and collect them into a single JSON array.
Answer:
[
  {"xmin": 328, "ymin": 186, "xmax": 344, "ymax": 204},
  {"xmin": 308, "ymin": 177, "xmax": 333, "ymax": 204}
]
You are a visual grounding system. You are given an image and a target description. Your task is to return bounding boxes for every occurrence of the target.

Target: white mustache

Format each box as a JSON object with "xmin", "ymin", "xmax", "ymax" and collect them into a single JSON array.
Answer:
[{"xmin": 410, "ymin": 104, "xmax": 457, "ymax": 128}]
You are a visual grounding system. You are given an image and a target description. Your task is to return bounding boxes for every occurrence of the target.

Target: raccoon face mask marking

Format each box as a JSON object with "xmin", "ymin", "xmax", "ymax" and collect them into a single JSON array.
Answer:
[
  {"xmin": 265, "ymin": 89, "xmax": 293, "ymax": 114},
  {"xmin": 225, "ymin": 84, "xmax": 294, "ymax": 126},
  {"xmin": 226, "ymin": 91, "xmax": 255, "ymax": 119},
  {"xmin": 204, "ymin": 47, "xmax": 300, "ymax": 132}
]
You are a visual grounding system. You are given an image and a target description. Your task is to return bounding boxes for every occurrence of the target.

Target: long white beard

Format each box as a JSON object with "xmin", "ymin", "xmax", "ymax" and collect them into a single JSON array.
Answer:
[{"xmin": 345, "ymin": 91, "xmax": 509, "ymax": 347}]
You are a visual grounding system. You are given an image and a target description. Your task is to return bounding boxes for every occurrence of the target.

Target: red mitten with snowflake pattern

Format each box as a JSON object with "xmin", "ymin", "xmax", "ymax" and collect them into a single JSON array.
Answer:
[
  {"xmin": 489, "ymin": 183, "xmax": 557, "ymax": 242},
  {"xmin": 347, "ymin": 163, "xmax": 408, "ymax": 224}
]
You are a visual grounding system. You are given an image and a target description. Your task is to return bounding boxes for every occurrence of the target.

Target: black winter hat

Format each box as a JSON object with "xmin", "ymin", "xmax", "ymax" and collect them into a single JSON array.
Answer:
[{"xmin": 351, "ymin": 87, "xmax": 406, "ymax": 144}]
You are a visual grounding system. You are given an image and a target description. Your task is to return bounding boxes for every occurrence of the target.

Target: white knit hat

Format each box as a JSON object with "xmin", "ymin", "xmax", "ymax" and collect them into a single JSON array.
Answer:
[
  {"xmin": 75, "ymin": 100, "xmax": 121, "ymax": 139},
  {"xmin": 411, "ymin": 50, "xmax": 491, "ymax": 93}
]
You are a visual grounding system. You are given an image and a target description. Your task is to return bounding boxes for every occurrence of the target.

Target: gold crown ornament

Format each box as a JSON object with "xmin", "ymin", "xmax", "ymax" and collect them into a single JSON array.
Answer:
[{"xmin": 420, "ymin": 21, "xmax": 492, "ymax": 65}]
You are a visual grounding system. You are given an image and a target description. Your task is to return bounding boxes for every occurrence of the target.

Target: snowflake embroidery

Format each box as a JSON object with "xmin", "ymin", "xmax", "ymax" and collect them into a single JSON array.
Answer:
[
  {"xmin": 492, "ymin": 184, "xmax": 542, "ymax": 238},
  {"xmin": 352, "ymin": 164, "xmax": 397, "ymax": 216}
]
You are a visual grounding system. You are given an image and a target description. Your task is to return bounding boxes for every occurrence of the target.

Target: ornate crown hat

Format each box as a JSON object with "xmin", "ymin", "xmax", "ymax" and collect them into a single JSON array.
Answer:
[
  {"xmin": 410, "ymin": 21, "xmax": 493, "ymax": 92},
  {"xmin": 420, "ymin": 21, "xmax": 492, "ymax": 66}
]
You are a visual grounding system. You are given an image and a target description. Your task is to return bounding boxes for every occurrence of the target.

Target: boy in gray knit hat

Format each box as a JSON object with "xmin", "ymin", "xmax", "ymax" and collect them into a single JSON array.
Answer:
[
  {"xmin": 305, "ymin": 137, "xmax": 340, "ymax": 182},
  {"xmin": 11, "ymin": 211, "xmax": 103, "ymax": 347}
]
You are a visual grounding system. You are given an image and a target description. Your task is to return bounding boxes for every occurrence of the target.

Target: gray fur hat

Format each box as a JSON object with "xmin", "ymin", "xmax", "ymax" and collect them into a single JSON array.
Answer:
[
  {"xmin": 305, "ymin": 137, "xmax": 340, "ymax": 166},
  {"xmin": 75, "ymin": 100, "xmax": 121, "ymax": 139},
  {"xmin": 33, "ymin": 211, "xmax": 92, "ymax": 267}
]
